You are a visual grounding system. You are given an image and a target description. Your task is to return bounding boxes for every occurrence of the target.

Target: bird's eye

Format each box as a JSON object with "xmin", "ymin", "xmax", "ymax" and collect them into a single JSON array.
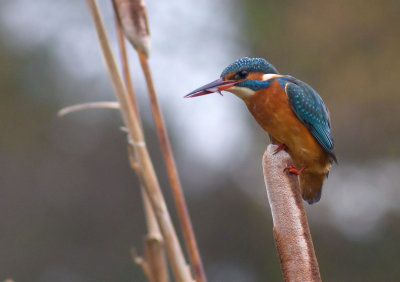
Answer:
[{"xmin": 234, "ymin": 70, "xmax": 248, "ymax": 80}]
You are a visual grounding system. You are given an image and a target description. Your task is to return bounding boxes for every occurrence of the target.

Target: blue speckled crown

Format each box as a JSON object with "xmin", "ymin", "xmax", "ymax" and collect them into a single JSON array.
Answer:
[{"xmin": 220, "ymin": 57, "xmax": 279, "ymax": 77}]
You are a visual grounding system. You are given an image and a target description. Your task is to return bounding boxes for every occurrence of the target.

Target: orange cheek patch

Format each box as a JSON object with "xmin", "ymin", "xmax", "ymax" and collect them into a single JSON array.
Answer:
[{"xmin": 247, "ymin": 72, "xmax": 265, "ymax": 80}]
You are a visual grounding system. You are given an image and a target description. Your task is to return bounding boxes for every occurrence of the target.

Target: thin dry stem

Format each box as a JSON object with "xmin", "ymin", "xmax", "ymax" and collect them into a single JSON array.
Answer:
[
  {"xmin": 113, "ymin": 5, "xmax": 205, "ymax": 277},
  {"xmin": 138, "ymin": 51, "xmax": 206, "ymax": 282},
  {"xmin": 58, "ymin": 101, "xmax": 119, "ymax": 117},
  {"xmin": 263, "ymin": 145, "xmax": 321, "ymax": 282},
  {"xmin": 128, "ymin": 147, "xmax": 169, "ymax": 282},
  {"xmin": 115, "ymin": 15, "xmax": 140, "ymax": 121},
  {"xmin": 113, "ymin": 7, "xmax": 203, "ymax": 278},
  {"xmin": 113, "ymin": 0, "xmax": 205, "ymax": 278},
  {"xmin": 130, "ymin": 218, "xmax": 169, "ymax": 282},
  {"xmin": 144, "ymin": 235, "xmax": 170, "ymax": 282},
  {"xmin": 131, "ymin": 248, "xmax": 153, "ymax": 281},
  {"xmin": 85, "ymin": 1, "xmax": 193, "ymax": 281},
  {"xmin": 117, "ymin": 15, "xmax": 168, "ymax": 281}
]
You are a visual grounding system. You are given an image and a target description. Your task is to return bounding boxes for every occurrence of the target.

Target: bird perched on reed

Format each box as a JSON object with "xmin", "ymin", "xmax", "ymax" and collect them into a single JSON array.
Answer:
[{"xmin": 185, "ymin": 57, "xmax": 336, "ymax": 204}]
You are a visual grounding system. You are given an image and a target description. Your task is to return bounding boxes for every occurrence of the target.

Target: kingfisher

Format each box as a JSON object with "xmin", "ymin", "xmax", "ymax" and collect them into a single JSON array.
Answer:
[{"xmin": 185, "ymin": 57, "xmax": 336, "ymax": 204}]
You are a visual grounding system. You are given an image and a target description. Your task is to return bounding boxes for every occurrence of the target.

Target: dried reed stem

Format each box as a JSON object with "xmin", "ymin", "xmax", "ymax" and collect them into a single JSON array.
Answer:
[
  {"xmin": 262, "ymin": 145, "xmax": 321, "ymax": 282},
  {"xmin": 116, "ymin": 16, "xmax": 169, "ymax": 281},
  {"xmin": 57, "ymin": 101, "xmax": 119, "ymax": 117},
  {"xmin": 128, "ymin": 148, "xmax": 169, "ymax": 282},
  {"xmin": 137, "ymin": 51, "xmax": 206, "ymax": 282},
  {"xmin": 115, "ymin": 15, "xmax": 140, "ymax": 120},
  {"xmin": 85, "ymin": 1, "xmax": 193, "ymax": 281},
  {"xmin": 113, "ymin": 0, "xmax": 205, "ymax": 280}
]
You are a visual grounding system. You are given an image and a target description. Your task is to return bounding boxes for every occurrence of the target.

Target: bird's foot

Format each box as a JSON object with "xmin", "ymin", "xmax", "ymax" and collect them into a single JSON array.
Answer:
[
  {"xmin": 284, "ymin": 165, "xmax": 306, "ymax": 175},
  {"xmin": 273, "ymin": 144, "xmax": 288, "ymax": 155}
]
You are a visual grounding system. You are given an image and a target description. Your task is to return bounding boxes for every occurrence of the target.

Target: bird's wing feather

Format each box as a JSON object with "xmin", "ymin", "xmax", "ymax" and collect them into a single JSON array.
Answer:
[{"xmin": 283, "ymin": 77, "xmax": 335, "ymax": 156}]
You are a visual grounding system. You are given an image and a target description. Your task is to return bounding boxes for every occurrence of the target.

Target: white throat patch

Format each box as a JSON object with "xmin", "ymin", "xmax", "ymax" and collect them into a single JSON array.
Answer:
[{"xmin": 226, "ymin": 86, "xmax": 255, "ymax": 99}]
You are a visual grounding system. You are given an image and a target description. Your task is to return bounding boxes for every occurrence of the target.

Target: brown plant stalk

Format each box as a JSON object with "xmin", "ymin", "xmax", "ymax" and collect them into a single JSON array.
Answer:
[
  {"xmin": 137, "ymin": 51, "xmax": 206, "ymax": 282},
  {"xmin": 85, "ymin": 0, "xmax": 193, "ymax": 281},
  {"xmin": 128, "ymin": 146, "xmax": 169, "ymax": 282},
  {"xmin": 115, "ymin": 16, "xmax": 169, "ymax": 282},
  {"xmin": 262, "ymin": 144, "xmax": 321, "ymax": 282},
  {"xmin": 112, "ymin": 1, "xmax": 206, "ymax": 281}
]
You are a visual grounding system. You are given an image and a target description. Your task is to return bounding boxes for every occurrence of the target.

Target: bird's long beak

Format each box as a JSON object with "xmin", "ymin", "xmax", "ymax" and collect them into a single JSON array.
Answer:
[{"xmin": 184, "ymin": 78, "xmax": 238, "ymax": 98}]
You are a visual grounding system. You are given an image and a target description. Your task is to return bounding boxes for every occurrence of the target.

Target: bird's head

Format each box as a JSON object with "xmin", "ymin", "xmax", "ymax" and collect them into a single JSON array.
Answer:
[{"xmin": 185, "ymin": 57, "xmax": 280, "ymax": 99}]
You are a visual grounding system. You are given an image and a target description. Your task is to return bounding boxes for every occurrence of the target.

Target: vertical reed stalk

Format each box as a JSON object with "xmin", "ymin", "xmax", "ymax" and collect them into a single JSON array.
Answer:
[
  {"xmin": 116, "ymin": 17, "xmax": 169, "ymax": 282},
  {"xmin": 112, "ymin": 0, "xmax": 206, "ymax": 280},
  {"xmin": 85, "ymin": 1, "xmax": 193, "ymax": 280},
  {"xmin": 262, "ymin": 144, "xmax": 321, "ymax": 282},
  {"xmin": 137, "ymin": 51, "xmax": 206, "ymax": 282}
]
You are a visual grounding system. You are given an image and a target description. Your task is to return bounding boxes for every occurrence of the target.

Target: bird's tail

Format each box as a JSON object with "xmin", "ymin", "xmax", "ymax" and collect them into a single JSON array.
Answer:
[{"xmin": 299, "ymin": 171, "xmax": 327, "ymax": 204}]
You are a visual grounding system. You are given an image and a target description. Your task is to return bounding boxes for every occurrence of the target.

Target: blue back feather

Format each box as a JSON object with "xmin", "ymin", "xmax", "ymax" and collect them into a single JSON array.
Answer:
[{"xmin": 279, "ymin": 76, "xmax": 336, "ymax": 159}]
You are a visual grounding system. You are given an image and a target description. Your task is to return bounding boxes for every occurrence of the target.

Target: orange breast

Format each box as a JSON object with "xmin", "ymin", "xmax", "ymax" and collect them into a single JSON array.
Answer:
[{"xmin": 243, "ymin": 80, "xmax": 330, "ymax": 174}]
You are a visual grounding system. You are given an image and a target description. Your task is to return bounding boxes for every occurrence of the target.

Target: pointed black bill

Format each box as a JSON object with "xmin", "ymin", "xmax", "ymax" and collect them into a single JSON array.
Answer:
[{"xmin": 184, "ymin": 78, "xmax": 237, "ymax": 98}]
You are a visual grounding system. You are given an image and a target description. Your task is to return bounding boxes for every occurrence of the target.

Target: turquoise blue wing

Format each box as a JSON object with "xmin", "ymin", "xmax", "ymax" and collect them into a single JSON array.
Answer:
[{"xmin": 282, "ymin": 77, "xmax": 336, "ymax": 160}]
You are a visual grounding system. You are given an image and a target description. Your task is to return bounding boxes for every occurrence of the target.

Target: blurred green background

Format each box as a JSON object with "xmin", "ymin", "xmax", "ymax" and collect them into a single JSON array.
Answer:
[{"xmin": 1, "ymin": 0, "xmax": 400, "ymax": 281}]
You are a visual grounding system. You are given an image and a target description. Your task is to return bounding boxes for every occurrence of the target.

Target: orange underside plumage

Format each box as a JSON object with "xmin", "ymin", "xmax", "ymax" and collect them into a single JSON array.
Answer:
[{"xmin": 243, "ymin": 81, "xmax": 332, "ymax": 203}]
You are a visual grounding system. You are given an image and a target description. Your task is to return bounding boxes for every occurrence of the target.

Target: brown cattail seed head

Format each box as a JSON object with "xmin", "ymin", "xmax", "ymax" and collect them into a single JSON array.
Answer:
[{"xmin": 113, "ymin": 0, "xmax": 151, "ymax": 57}]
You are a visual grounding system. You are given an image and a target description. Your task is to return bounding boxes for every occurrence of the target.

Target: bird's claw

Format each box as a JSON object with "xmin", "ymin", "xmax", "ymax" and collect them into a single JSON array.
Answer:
[
  {"xmin": 283, "ymin": 165, "xmax": 305, "ymax": 175},
  {"xmin": 273, "ymin": 144, "xmax": 288, "ymax": 155}
]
